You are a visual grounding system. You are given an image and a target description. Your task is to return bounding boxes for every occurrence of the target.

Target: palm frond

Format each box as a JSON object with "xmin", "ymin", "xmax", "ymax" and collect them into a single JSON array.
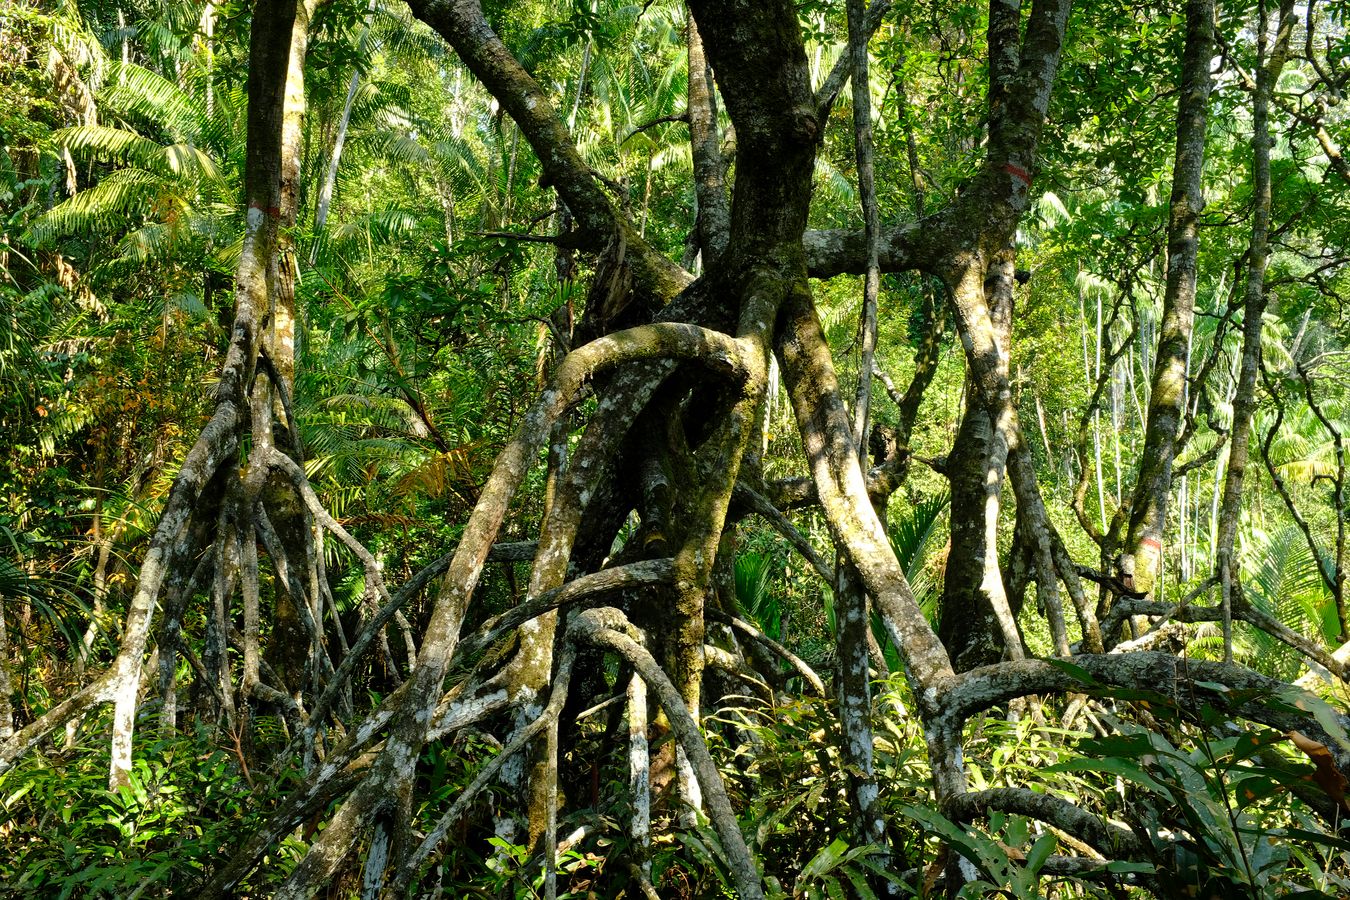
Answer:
[
  {"xmin": 1241, "ymin": 524, "xmax": 1338, "ymax": 678},
  {"xmin": 735, "ymin": 550, "xmax": 781, "ymax": 641},
  {"xmin": 25, "ymin": 169, "xmax": 161, "ymax": 245},
  {"xmin": 101, "ymin": 61, "xmax": 210, "ymax": 146},
  {"xmin": 56, "ymin": 125, "xmax": 225, "ymax": 187},
  {"xmin": 890, "ymin": 492, "xmax": 951, "ymax": 613},
  {"xmin": 358, "ymin": 130, "xmax": 429, "ymax": 165},
  {"xmin": 813, "ymin": 156, "xmax": 856, "ymax": 206}
]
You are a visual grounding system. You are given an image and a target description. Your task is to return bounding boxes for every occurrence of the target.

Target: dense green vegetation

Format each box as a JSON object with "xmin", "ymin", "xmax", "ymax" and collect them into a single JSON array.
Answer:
[{"xmin": 3, "ymin": 0, "xmax": 1350, "ymax": 896}]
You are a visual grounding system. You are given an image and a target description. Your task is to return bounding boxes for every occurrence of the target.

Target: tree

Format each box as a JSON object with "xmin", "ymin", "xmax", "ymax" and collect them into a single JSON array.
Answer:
[{"xmin": 4, "ymin": 0, "xmax": 1350, "ymax": 896}]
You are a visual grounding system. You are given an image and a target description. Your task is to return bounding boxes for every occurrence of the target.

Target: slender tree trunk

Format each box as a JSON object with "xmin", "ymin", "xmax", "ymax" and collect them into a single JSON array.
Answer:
[
  {"xmin": 627, "ymin": 673, "xmax": 651, "ymax": 880},
  {"xmin": 1121, "ymin": 0, "xmax": 1214, "ymax": 599},
  {"xmin": 78, "ymin": 442, "xmax": 112, "ymax": 677},
  {"xmin": 1094, "ymin": 288, "xmax": 1107, "ymax": 531},
  {"xmin": 309, "ymin": 37, "xmax": 366, "ymax": 262},
  {"xmin": 310, "ymin": 0, "xmax": 377, "ymax": 259},
  {"xmin": 102, "ymin": 0, "xmax": 300, "ymax": 789},
  {"xmin": 0, "ymin": 593, "xmax": 12, "ymax": 742},
  {"xmin": 270, "ymin": 0, "xmax": 314, "ymax": 394},
  {"xmin": 828, "ymin": 0, "xmax": 887, "ymax": 853},
  {"xmin": 1216, "ymin": 0, "xmax": 1296, "ymax": 661},
  {"xmin": 687, "ymin": 16, "xmax": 729, "ymax": 265}
]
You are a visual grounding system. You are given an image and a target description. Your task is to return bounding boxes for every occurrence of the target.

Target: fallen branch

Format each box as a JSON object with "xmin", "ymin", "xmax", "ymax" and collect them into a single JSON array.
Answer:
[{"xmin": 940, "ymin": 652, "xmax": 1350, "ymax": 781}]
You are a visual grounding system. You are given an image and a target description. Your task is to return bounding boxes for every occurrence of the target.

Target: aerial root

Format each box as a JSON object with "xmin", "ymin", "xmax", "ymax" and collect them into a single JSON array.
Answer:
[
  {"xmin": 1102, "ymin": 594, "xmax": 1350, "ymax": 683},
  {"xmin": 569, "ymin": 606, "xmax": 766, "ymax": 900},
  {"xmin": 390, "ymin": 645, "xmax": 579, "ymax": 895},
  {"xmin": 711, "ymin": 610, "xmax": 826, "ymax": 696},
  {"xmin": 25, "ymin": 315, "xmax": 871, "ymax": 895}
]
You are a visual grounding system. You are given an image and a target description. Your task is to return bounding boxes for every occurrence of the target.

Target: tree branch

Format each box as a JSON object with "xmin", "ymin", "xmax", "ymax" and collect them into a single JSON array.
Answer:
[{"xmin": 949, "ymin": 788, "xmax": 1143, "ymax": 859}]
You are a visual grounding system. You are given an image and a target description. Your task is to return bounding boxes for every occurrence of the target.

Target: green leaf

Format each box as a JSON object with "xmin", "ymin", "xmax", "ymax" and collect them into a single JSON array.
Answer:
[
  {"xmin": 801, "ymin": 837, "xmax": 851, "ymax": 880},
  {"xmin": 1044, "ymin": 757, "xmax": 1170, "ymax": 795},
  {"xmin": 842, "ymin": 866, "xmax": 882, "ymax": 900},
  {"xmin": 898, "ymin": 805, "xmax": 1002, "ymax": 879},
  {"xmin": 1279, "ymin": 687, "xmax": 1350, "ymax": 752},
  {"xmin": 1105, "ymin": 860, "xmax": 1156, "ymax": 874},
  {"xmin": 1043, "ymin": 658, "xmax": 1102, "ymax": 688},
  {"xmin": 1024, "ymin": 832, "xmax": 1057, "ymax": 875},
  {"xmin": 1265, "ymin": 827, "xmax": 1350, "ymax": 853}
]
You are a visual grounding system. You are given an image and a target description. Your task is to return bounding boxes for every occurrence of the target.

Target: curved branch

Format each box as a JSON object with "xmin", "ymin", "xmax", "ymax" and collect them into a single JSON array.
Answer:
[
  {"xmin": 570, "ymin": 607, "xmax": 765, "ymax": 900},
  {"xmin": 949, "ymin": 788, "xmax": 1143, "ymax": 859},
  {"xmin": 390, "ymin": 644, "xmax": 578, "ymax": 895},
  {"xmin": 1103, "ymin": 596, "xmax": 1350, "ymax": 682},
  {"xmin": 451, "ymin": 559, "xmax": 675, "ymax": 665},
  {"xmin": 941, "ymin": 652, "xmax": 1350, "ymax": 775},
  {"xmin": 710, "ymin": 611, "xmax": 827, "ymax": 696},
  {"xmin": 404, "ymin": 0, "xmax": 690, "ymax": 303},
  {"xmin": 731, "ymin": 482, "xmax": 835, "ymax": 585},
  {"xmin": 802, "ymin": 219, "xmax": 928, "ymax": 279},
  {"xmin": 0, "ymin": 680, "xmax": 106, "ymax": 773},
  {"xmin": 623, "ymin": 112, "xmax": 689, "ymax": 146}
]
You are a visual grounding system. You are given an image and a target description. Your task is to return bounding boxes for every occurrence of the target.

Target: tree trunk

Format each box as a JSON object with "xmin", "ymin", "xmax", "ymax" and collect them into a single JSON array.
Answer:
[
  {"xmin": 686, "ymin": 15, "xmax": 729, "ymax": 265},
  {"xmin": 104, "ymin": 0, "xmax": 300, "ymax": 789},
  {"xmin": 1216, "ymin": 0, "xmax": 1296, "ymax": 660},
  {"xmin": 940, "ymin": 254, "xmax": 1026, "ymax": 671},
  {"xmin": 1121, "ymin": 0, "xmax": 1214, "ymax": 600}
]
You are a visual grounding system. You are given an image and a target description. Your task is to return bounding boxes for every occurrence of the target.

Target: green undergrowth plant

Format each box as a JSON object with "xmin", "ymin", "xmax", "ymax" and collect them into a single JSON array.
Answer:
[
  {"xmin": 885, "ymin": 684, "xmax": 1125, "ymax": 898},
  {"xmin": 898, "ymin": 804, "xmax": 1072, "ymax": 899},
  {"xmin": 869, "ymin": 677, "xmax": 1350, "ymax": 897},
  {"xmin": 1048, "ymin": 709, "xmax": 1350, "ymax": 898},
  {"xmin": 962, "ymin": 713, "xmax": 1094, "ymax": 795},
  {"xmin": 701, "ymin": 688, "xmax": 914, "ymax": 898},
  {"xmin": 0, "ymin": 717, "xmax": 303, "ymax": 899}
]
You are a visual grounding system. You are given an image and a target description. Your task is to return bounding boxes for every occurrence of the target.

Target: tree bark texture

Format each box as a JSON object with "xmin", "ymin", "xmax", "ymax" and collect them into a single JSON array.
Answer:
[{"xmin": 1217, "ymin": 0, "xmax": 1297, "ymax": 661}]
